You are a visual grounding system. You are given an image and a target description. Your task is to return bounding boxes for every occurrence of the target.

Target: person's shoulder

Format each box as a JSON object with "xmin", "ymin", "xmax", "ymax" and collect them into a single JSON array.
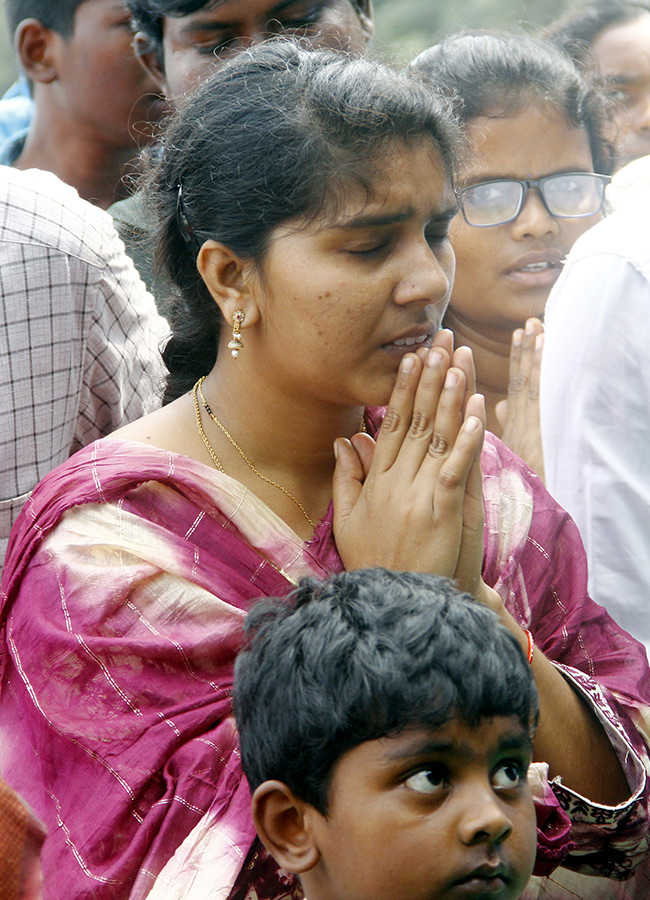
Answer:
[
  {"xmin": 108, "ymin": 191, "xmax": 148, "ymax": 230},
  {"xmin": 0, "ymin": 165, "xmax": 122, "ymax": 266},
  {"xmin": 566, "ymin": 207, "xmax": 650, "ymax": 272}
]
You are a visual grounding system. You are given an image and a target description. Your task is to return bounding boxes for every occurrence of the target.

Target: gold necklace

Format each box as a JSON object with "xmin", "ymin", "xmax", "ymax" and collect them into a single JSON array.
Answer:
[{"xmin": 193, "ymin": 376, "xmax": 317, "ymax": 530}]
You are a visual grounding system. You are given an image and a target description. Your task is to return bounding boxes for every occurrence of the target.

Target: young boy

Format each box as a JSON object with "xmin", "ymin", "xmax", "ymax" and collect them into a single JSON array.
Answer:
[
  {"xmin": 3, "ymin": 0, "xmax": 163, "ymax": 208},
  {"xmin": 233, "ymin": 568, "xmax": 540, "ymax": 900}
]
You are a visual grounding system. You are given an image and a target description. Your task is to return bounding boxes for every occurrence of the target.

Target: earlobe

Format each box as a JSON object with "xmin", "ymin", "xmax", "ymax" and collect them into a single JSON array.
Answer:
[
  {"xmin": 15, "ymin": 19, "xmax": 58, "ymax": 84},
  {"xmin": 197, "ymin": 240, "xmax": 260, "ymax": 329},
  {"xmin": 134, "ymin": 32, "xmax": 168, "ymax": 94},
  {"xmin": 252, "ymin": 781, "xmax": 320, "ymax": 875}
]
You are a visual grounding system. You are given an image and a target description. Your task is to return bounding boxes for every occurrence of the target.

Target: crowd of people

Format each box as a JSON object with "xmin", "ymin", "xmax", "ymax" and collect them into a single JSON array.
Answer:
[{"xmin": 0, "ymin": 2, "xmax": 649, "ymax": 900}]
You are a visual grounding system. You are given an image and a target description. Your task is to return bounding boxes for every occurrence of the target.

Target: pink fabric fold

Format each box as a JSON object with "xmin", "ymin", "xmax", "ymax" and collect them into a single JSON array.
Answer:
[{"xmin": 0, "ymin": 425, "xmax": 648, "ymax": 899}]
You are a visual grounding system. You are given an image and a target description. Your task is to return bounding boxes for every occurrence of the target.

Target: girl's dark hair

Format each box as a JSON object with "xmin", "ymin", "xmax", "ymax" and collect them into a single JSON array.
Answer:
[
  {"xmin": 147, "ymin": 40, "xmax": 463, "ymax": 402},
  {"xmin": 545, "ymin": 0, "xmax": 650, "ymax": 66},
  {"xmin": 412, "ymin": 31, "xmax": 614, "ymax": 179}
]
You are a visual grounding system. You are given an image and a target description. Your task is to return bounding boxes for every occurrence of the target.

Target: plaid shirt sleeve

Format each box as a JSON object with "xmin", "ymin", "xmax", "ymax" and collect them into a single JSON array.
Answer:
[{"xmin": 0, "ymin": 166, "xmax": 169, "ymax": 560}]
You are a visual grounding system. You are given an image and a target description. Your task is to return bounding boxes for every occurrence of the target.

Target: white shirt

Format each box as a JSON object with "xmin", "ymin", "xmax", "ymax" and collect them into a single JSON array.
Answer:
[
  {"xmin": 541, "ymin": 208, "xmax": 650, "ymax": 653},
  {"xmin": 0, "ymin": 166, "xmax": 169, "ymax": 562}
]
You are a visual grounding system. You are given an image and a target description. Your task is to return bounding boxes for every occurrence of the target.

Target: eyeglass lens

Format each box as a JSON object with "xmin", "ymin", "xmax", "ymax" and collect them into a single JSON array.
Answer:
[{"xmin": 462, "ymin": 174, "xmax": 607, "ymax": 226}]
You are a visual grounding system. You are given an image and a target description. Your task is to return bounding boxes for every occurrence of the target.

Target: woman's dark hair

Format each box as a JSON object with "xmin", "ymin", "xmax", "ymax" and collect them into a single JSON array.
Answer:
[
  {"xmin": 545, "ymin": 0, "xmax": 650, "ymax": 66},
  {"xmin": 147, "ymin": 40, "xmax": 463, "ymax": 402},
  {"xmin": 234, "ymin": 569, "xmax": 538, "ymax": 814},
  {"xmin": 412, "ymin": 31, "xmax": 614, "ymax": 179}
]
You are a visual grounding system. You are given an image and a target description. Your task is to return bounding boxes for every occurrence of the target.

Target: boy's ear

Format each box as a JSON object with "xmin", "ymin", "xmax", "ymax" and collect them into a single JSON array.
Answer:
[
  {"xmin": 197, "ymin": 240, "xmax": 260, "ymax": 331},
  {"xmin": 252, "ymin": 781, "xmax": 320, "ymax": 874},
  {"xmin": 133, "ymin": 32, "xmax": 168, "ymax": 94},
  {"xmin": 15, "ymin": 19, "xmax": 59, "ymax": 84}
]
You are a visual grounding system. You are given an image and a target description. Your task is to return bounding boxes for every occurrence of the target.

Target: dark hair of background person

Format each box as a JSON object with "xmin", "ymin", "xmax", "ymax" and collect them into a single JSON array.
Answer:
[
  {"xmin": 545, "ymin": 0, "xmax": 650, "ymax": 65},
  {"xmin": 5, "ymin": 0, "xmax": 85, "ymax": 37},
  {"xmin": 411, "ymin": 30, "xmax": 615, "ymax": 178},
  {"xmin": 233, "ymin": 568, "xmax": 539, "ymax": 815},
  {"xmin": 146, "ymin": 40, "xmax": 463, "ymax": 403},
  {"xmin": 127, "ymin": 0, "xmax": 372, "ymax": 59}
]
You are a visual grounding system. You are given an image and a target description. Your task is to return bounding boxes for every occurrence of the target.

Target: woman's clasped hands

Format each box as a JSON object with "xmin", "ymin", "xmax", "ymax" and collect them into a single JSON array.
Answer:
[{"xmin": 333, "ymin": 330, "xmax": 499, "ymax": 609}]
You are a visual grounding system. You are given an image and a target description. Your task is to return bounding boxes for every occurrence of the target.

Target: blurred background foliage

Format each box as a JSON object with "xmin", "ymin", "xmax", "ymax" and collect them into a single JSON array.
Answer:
[
  {"xmin": 0, "ymin": 0, "xmax": 577, "ymax": 94},
  {"xmin": 372, "ymin": 0, "xmax": 573, "ymax": 62},
  {"xmin": 0, "ymin": 15, "xmax": 16, "ymax": 93}
]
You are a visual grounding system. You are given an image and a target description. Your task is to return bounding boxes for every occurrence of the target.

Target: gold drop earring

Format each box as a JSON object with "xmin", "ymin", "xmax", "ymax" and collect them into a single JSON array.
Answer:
[{"xmin": 228, "ymin": 310, "xmax": 245, "ymax": 358}]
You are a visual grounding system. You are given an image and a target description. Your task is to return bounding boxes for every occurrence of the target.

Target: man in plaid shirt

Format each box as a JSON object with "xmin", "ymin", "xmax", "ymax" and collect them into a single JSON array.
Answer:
[{"xmin": 0, "ymin": 165, "xmax": 169, "ymax": 564}]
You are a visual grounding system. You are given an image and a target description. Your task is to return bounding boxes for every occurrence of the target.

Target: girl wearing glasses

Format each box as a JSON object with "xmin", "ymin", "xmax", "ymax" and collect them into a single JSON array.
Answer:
[
  {"xmin": 1, "ymin": 42, "xmax": 648, "ymax": 900},
  {"xmin": 413, "ymin": 33, "xmax": 613, "ymax": 480}
]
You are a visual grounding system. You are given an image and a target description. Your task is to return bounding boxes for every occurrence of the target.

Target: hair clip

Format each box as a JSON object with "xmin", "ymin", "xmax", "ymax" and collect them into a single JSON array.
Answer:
[{"xmin": 176, "ymin": 182, "xmax": 198, "ymax": 251}]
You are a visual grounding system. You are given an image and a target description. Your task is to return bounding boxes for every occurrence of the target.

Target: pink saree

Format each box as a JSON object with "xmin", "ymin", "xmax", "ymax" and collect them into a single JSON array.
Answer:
[{"xmin": 0, "ymin": 427, "xmax": 649, "ymax": 900}]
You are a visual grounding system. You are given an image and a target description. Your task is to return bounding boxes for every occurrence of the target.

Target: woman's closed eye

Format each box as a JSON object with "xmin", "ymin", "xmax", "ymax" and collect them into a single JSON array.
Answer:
[{"xmin": 346, "ymin": 238, "xmax": 391, "ymax": 257}]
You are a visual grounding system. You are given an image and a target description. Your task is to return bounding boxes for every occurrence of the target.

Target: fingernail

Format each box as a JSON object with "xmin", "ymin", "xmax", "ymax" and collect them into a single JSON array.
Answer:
[
  {"xmin": 513, "ymin": 329, "xmax": 524, "ymax": 346},
  {"xmin": 427, "ymin": 348, "xmax": 444, "ymax": 367},
  {"xmin": 333, "ymin": 440, "xmax": 339, "ymax": 460},
  {"xmin": 525, "ymin": 319, "xmax": 536, "ymax": 335},
  {"xmin": 535, "ymin": 333, "xmax": 544, "ymax": 350},
  {"xmin": 464, "ymin": 416, "xmax": 481, "ymax": 433},
  {"xmin": 401, "ymin": 355, "xmax": 415, "ymax": 374},
  {"xmin": 445, "ymin": 370, "xmax": 458, "ymax": 388}
]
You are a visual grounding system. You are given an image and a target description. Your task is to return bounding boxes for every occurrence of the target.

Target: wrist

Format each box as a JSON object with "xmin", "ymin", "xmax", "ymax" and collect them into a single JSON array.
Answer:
[{"xmin": 472, "ymin": 580, "xmax": 505, "ymax": 614}]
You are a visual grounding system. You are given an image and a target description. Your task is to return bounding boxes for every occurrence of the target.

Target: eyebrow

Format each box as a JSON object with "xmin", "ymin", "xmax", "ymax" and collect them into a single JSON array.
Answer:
[
  {"xmin": 384, "ymin": 731, "xmax": 533, "ymax": 763},
  {"xmin": 334, "ymin": 206, "xmax": 459, "ymax": 232},
  {"xmin": 181, "ymin": 0, "xmax": 321, "ymax": 32},
  {"xmin": 463, "ymin": 169, "xmax": 593, "ymax": 187},
  {"xmin": 607, "ymin": 75, "xmax": 649, "ymax": 86}
]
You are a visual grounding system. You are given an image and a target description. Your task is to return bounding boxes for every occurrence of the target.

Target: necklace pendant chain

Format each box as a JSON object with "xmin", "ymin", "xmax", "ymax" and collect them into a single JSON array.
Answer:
[{"xmin": 192, "ymin": 377, "xmax": 317, "ymax": 530}]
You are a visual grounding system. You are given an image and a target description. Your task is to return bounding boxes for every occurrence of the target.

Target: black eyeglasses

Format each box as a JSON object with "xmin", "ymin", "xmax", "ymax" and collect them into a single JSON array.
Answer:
[{"xmin": 460, "ymin": 173, "xmax": 611, "ymax": 227}]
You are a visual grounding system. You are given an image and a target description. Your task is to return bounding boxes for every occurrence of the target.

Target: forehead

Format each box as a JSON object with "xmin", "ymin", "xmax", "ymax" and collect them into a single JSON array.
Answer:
[
  {"xmin": 161, "ymin": 0, "xmax": 360, "ymax": 34},
  {"xmin": 463, "ymin": 103, "xmax": 594, "ymax": 179},
  {"xmin": 333, "ymin": 717, "xmax": 531, "ymax": 784},
  {"xmin": 316, "ymin": 141, "xmax": 455, "ymax": 229},
  {"xmin": 590, "ymin": 13, "xmax": 650, "ymax": 81}
]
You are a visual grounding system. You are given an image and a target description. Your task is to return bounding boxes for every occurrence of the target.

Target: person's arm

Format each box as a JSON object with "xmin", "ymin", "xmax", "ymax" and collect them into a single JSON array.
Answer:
[
  {"xmin": 332, "ymin": 332, "xmax": 649, "ymax": 855},
  {"xmin": 76, "ymin": 212, "xmax": 169, "ymax": 452},
  {"xmin": 541, "ymin": 224, "xmax": 650, "ymax": 651},
  {"xmin": 483, "ymin": 433, "xmax": 650, "ymax": 876}
]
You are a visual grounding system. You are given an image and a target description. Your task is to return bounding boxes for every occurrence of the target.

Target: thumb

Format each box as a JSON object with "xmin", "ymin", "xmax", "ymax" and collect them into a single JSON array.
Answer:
[
  {"xmin": 332, "ymin": 438, "xmax": 364, "ymax": 532},
  {"xmin": 495, "ymin": 398, "xmax": 508, "ymax": 430}
]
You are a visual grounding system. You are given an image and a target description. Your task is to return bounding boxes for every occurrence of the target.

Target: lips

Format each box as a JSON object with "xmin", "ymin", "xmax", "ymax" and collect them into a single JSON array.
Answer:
[
  {"xmin": 392, "ymin": 333, "xmax": 432, "ymax": 348},
  {"xmin": 382, "ymin": 329, "xmax": 435, "ymax": 354},
  {"xmin": 451, "ymin": 862, "xmax": 509, "ymax": 896},
  {"xmin": 505, "ymin": 249, "xmax": 565, "ymax": 275},
  {"xmin": 456, "ymin": 863, "xmax": 508, "ymax": 883}
]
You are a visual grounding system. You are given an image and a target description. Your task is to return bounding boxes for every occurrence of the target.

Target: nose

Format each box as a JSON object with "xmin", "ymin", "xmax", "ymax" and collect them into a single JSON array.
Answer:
[
  {"xmin": 633, "ymin": 93, "xmax": 650, "ymax": 132},
  {"xmin": 509, "ymin": 189, "xmax": 559, "ymax": 241},
  {"xmin": 392, "ymin": 239, "xmax": 455, "ymax": 308},
  {"xmin": 457, "ymin": 789, "xmax": 514, "ymax": 847}
]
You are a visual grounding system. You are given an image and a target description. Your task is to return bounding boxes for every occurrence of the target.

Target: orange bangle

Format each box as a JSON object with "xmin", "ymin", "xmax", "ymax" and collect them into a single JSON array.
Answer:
[{"xmin": 523, "ymin": 629, "xmax": 534, "ymax": 664}]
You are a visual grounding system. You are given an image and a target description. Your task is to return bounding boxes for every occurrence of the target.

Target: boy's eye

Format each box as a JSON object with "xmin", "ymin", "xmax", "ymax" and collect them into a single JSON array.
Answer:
[
  {"xmin": 492, "ymin": 761, "xmax": 526, "ymax": 790},
  {"xmin": 404, "ymin": 767, "xmax": 447, "ymax": 794}
]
